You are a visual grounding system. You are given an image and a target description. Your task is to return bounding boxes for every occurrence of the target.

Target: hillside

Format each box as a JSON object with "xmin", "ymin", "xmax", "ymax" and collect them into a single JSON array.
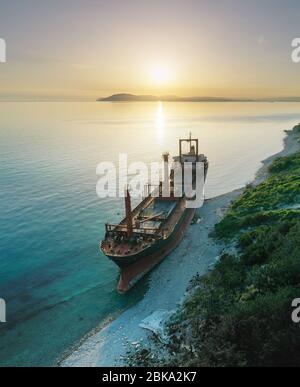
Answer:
[{"xmin": 128, "ymin": 124, "xmax": 300, "ymax": 367}]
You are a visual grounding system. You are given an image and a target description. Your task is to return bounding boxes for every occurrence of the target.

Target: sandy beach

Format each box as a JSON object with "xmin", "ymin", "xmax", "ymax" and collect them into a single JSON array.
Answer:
[{"xmin": 60, "ymin": 128, "xmax": 299, "ymax": 367}]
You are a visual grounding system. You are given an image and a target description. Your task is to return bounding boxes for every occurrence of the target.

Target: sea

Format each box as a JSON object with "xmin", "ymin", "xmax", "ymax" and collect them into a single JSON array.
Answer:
[{"xmin": 0, "ymin": 101, "xmax": 299, "ymax": 366}]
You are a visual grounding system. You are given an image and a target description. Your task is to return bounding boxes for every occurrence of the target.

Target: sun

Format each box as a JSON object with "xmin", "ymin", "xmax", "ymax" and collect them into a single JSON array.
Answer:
[{"xmin": 151, "ymin": 65, "xmax": 171, "ymax": 85}]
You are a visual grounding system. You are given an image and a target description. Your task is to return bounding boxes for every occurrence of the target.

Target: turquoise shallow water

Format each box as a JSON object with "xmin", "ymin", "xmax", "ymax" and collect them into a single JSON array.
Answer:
[{"xmin": 0, "ymin": 101, "xmax": 299, "ymax": 366}]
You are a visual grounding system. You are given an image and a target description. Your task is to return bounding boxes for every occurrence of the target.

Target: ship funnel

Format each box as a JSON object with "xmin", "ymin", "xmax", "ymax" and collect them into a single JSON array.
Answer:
[{"xmin": 125, "ymin": 189, "xmax": 133, "ymax": 238}]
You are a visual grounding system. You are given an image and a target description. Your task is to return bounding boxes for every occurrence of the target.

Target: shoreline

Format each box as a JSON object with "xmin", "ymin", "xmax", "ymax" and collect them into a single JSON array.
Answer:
[{"xmin": 61, "ymin": 127, "xmax": 299, "ymax": 367}]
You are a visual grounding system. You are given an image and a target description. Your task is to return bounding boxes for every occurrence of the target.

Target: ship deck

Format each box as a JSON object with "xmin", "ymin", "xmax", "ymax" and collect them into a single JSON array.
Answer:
[{"xmin": 101, "ymin": 196, "xmax": 187, "ymax": 258}]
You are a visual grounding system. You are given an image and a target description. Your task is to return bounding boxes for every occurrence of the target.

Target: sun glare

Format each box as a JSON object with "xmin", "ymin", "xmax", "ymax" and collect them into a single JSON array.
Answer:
[{"xmin": 151, "ymin": 66, "xmax": 171, "ymax": 85}]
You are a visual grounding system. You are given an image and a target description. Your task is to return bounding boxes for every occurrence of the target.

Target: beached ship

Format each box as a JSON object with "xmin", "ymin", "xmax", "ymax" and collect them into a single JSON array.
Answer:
[{"xmin": 100, "ymin": 135, "xmax": 208, "ymax": 293}]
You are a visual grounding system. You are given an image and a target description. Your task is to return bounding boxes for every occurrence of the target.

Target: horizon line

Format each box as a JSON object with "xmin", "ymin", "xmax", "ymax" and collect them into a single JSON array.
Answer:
[{"xmin": 2, "ymin": 93, "xmax": 300, "ymax": 102}]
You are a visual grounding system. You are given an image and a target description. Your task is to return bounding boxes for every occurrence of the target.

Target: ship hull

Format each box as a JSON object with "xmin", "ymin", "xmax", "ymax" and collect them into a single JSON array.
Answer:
[{"xmin": 115, "ymin": 207, "xmax": 196, "ymax": 293}]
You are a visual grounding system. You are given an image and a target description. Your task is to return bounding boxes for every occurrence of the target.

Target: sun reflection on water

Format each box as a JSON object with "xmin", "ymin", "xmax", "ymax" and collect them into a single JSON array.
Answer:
[{"xmin": 155, "ymin": 102, "xmax": 165, "ymax": 144}]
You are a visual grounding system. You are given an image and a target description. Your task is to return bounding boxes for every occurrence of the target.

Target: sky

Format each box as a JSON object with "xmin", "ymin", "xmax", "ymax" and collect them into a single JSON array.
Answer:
[{"xmin": 0, "ymin": 0, "xmax": 300, "ymax": 100}]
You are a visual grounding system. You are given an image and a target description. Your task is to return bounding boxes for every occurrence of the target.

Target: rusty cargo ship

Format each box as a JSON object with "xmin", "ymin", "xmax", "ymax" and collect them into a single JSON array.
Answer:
[{"xmin": 100, "ymin": 135, "xmax": 208, "ymax": 293}]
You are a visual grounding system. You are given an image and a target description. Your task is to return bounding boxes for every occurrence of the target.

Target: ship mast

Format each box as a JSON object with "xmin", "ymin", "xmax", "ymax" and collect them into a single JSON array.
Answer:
[
  {"xmin": 179, "ymin": 132, "xmax": 199, "ymax": 160},
  {"xmin": 125, "ymin": 189, "xmax": 133, "ymax": 238}
]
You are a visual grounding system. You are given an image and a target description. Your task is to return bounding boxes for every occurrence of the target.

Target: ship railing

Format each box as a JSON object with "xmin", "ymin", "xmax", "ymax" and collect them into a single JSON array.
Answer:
[
  {"xmin": 144, "ymin": 183, "xmax": 183, "ymax": 199},
  {"xmin": 105, "ymin": 223, "xmax": 165, "ymax": 238}
]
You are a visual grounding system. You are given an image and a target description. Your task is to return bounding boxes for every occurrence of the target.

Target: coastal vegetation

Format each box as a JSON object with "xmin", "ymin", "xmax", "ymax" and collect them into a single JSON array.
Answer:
[{"xmin": 128, "ymin": 124, "xmax": 300, "ymax": 367}]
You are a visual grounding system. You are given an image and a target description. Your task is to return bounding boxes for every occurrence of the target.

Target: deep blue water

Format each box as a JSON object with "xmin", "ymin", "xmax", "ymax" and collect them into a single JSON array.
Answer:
[{"xmin": 0, "ymin": 101, "xmax": 298, "ymax": 366}]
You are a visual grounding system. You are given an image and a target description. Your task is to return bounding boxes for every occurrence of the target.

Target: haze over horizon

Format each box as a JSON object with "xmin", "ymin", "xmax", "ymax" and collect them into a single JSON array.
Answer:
[{"xmin": 1, "ymin": 0, "xmax": 300, "ymax": 100}]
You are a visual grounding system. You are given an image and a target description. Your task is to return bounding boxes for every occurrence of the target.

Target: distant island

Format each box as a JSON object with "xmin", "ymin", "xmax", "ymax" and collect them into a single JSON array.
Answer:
[{"xmin": 98, "ymin": 93, "xmax": 300, "ymax": 103}]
